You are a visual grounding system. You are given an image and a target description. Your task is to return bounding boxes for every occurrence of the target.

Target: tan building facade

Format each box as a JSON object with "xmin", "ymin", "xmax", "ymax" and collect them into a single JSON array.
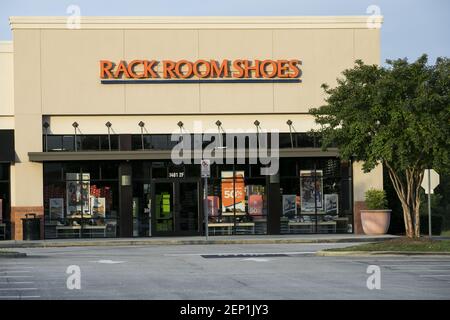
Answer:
[{"xmin": 0, "ymin": 16, "xmax": 383, "ymax": 240}]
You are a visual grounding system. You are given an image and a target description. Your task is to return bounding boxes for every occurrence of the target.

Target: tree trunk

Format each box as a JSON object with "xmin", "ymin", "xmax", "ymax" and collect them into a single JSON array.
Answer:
[
  {"xmin": 413, "ymin": 169, "xmax": 424, "ymax": 238},
  {"xmin": 385, "ymin": 163, "xmax": 423, "ymax": 239}
]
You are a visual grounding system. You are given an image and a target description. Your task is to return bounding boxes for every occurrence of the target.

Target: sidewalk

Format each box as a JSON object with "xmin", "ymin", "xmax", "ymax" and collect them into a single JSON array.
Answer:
[{"xmin": 0, "ymin": 234, "xmax": 397, "ymax": 248}]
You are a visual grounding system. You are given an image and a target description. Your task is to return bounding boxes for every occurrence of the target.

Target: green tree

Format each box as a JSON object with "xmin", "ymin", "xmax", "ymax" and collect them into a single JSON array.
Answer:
[{"xmin": 310, "ymin": 55, "xmax": 450, "ymax": 238}]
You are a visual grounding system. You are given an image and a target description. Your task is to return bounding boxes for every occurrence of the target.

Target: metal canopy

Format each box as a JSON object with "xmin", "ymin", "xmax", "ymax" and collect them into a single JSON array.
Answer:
[{"xmin": 28, "ymin": 148, "xmax": 339, "ymax": 162}]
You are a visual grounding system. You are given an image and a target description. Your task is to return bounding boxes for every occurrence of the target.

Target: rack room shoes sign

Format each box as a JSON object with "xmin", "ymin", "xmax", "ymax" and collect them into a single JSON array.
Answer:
[{"xmin": 100, "ymin": 59, "xmax": 302, "ymax": 84}]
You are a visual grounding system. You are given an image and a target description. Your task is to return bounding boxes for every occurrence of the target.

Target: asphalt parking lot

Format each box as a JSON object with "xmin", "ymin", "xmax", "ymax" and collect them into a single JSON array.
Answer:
[{"xmin": 1, "ymin": 243, "xmax": 449, "ymax": 299}]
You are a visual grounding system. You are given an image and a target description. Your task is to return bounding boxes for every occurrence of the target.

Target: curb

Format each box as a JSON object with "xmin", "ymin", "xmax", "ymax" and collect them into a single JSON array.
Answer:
[
  {"xmin": 0, "ymin": 251, "xmax": 27, "ymax": 258},
  {"xmin": 0, "ymin": 236, "xmax": 394, "ymax": 249},
  {"xmin": 316, "ymin": 250, "xmax": 450, "ymax": 257}
]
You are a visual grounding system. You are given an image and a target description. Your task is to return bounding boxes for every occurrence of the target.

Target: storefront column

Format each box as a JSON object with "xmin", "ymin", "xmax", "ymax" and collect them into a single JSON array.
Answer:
[
  {"xmin": 267, "ymin": 174, "xmax": 281, "ymax": 235},
  {"xmin": 119, "ymin": 162, "xmax": 133, "ymax": 237},
  {"xmin": 11, "ymin": 115, "xmax": 44, "ymax": 240},
  {"xmin": 11, "ymin": 29, "xmax": 44, "ymax": 240}
]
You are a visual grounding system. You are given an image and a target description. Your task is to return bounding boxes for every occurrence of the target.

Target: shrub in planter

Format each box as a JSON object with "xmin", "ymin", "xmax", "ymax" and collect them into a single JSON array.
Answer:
[
  {"xmin": 361, "ymin": 189, "xmax": 391, "ymax": 235},
  {"xmin": 365, "ymin": 189, "xmax": 388, "ymax": 209}
]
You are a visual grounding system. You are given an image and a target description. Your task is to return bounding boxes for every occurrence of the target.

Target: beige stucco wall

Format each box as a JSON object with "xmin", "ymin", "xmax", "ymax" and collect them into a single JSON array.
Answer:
[
  {"xmin": 12, "ymin": 29, "xmax": 43, "ymax": 206},
  {"xmin": 0, "ymin": 41, "xmax": 14, "ymax": 129},
  {"xmin": 10, "ymin": 16, "xmax": 381, "ymax": 117},
  {"xmin": 44, "ymin": 114, "xmax": 318, "ymax": 135},
  {"xmin": 9, "ymin": 16, "xmax": 383, "ymax": 209},
  {"xmin": 353, "ymin": 161, "xmax": 384, "ymax": 202}
]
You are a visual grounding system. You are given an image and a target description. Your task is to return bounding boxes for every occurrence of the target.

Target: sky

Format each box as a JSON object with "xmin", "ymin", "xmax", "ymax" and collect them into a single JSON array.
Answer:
[{"xmin": 0, "ymin": 0, "xmax": 449, "ymax": 64}]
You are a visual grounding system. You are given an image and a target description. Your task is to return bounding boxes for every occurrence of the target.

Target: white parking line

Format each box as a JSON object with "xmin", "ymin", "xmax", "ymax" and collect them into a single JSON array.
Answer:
[
  {"xmin": 0, "ymin": 282, "xmax": 34, "ymax": 285},
  {"xmin": 0, "ymin": 296, "xmax": 40, "ymax": 299},
  {"xmin": 165, "ymin": 251, "xmax": 315, "ymax": 256},
  {"xmin": 354, "ymin": 260, "xmax": 450, "ymax": 263},
  {"xmin": 411, "ymin": 270, "xmax": 450, "ymax": 273},
  {"xmin": 0, "ymin": 276, "xmax": 33, "ymax": 278},
  {"xmin": 381, "ymin": 265, "xmax": 450, "ymax": 267},
  {"xmin": 0, "ymin": 288, "xmax": 38, "ymax": 291},
  {"xmin": 420, "ymin": 275, "xmax": 450, "ymax": 277},
  {"xmin": 0, "ymin": 271, "xmax": 31, "ymax": 273}
]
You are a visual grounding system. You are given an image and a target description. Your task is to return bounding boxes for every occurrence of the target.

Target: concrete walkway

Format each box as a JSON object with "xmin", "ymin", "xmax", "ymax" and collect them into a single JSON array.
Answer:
[{"xmin": 0, "ymin": 234, "xmax": 397, "ymax": 248}]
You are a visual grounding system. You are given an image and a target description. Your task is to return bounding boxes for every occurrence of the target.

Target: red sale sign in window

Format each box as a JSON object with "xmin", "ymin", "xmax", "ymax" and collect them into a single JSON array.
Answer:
[{"xmin": 221, "ymin": 171, "xmax": 246, "ymax": 214}]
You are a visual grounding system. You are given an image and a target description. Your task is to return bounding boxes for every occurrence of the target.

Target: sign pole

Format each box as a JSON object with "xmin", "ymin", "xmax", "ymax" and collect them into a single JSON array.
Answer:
[
  {"xmin": 428, "ymin": 169, "xmax": 432, "ymax": 239},
  {"xmin": 421, "ymin": 168, "xmax": 439, "ymax": 239},
  {"xmin": 201, "ymin": 159, "xmax": 210, "ymax": 241},
  {"xmin": 204, "ymin": 176, "xmax": 209, "ymax": 241}
]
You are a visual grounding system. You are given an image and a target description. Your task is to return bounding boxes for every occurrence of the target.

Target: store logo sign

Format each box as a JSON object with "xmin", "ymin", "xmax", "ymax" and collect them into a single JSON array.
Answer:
[{"xmin": 100, "ymin": 59, "xmax": 302, "ymax": 84}]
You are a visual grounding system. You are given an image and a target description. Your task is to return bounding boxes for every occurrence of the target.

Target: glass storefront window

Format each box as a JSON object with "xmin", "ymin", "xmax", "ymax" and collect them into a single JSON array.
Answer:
[
  {"xmin": 279, "ymin": 158, "xmax": 352, "ymax": 234},
  {"xmin": 152, "ymin": 162, "xmax": 167, "ymax": 178},
  {"xmin": 132, "ymin": 183, "xmax": 152, "ymax": 237},
  {"xmin": 100, "ymin": 135, "xmax": 119, "ymax": 150},
  {"xmin": 46, "ymin": 135, "xmax": 63, "ymax": 152},
  {"xmin": 63, "ymin": 135, "xmax": 75, "ymax": 151},
  {"xmin": 207, "ymin": 164, "xmax": 267, "ymax": 236},
  {"xmin": 42, "ymin": 159, "xmax": 351, "ymax": 239},
  {"xmin": 80, "ymin": 135, "xmax": 100, "ymax": 151},
  {"xmin": 44, "ymin": 162, "xmax": 119, "ymax": 239},
  {"xmin": 43, "ymin": 135, "xmax": 119, "ymax": 152}
]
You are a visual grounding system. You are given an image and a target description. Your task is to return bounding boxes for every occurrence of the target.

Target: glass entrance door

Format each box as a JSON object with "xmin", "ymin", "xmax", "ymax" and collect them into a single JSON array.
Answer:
[
  {"xmin": 152, "ymin": 180, "xmax": 200, "ymax": 236},
  {"xmin": 154, "ymin": 182, "xmax": 175, "ymax": 233},
  {"xmin": 132, "ymin": 183, "xmax": 152, "ymax": 237}
]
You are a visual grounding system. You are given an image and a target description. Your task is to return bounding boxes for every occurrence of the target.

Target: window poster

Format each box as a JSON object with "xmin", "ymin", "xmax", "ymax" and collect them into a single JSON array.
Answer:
[
  {"xmin": 300, "ymin": 170, "xmax": 323, "ymax": 212},
  {"xmin": 282, "ymin": 195, "xmax": 297, "ymax": 218},
  {"xmin": 248, "ymin": 194, "xmax": 263, "ymax": 217},
  {"xmin": 247, "ymin": 185, "xmax": 264, "ymax": 218},
  {"xmin": 221, "ymin": 171, "xmax": 246, "ymax": 214},
  {"xmin": 90, "ymin": 196, "xmax": 106, "ymax": 218},
  {"xmin": 325, "ymin": 194, "xmax": 339, "ymax": 214},
  {"xmin": 66, "ymin": 173, "xmax": 90, "ymax": 216},
  {"xmin": 49, "ymin": 198, "xmax": 64, "ymax": 220},
  {"xmin": 207, "ymin": 196, "xmax": 219, "ymax": 217}
]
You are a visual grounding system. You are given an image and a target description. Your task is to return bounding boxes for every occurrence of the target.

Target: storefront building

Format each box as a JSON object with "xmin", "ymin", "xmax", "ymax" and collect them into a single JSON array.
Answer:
[{"xmin": 0, "ymin": 16, "xmax": 383, "ymax": 240}]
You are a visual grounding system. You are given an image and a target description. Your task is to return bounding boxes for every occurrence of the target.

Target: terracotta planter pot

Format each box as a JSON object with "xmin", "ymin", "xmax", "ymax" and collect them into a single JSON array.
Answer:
[{"xmin": 361, "ymin": 210, "xmax": 391, "ymax": 235}]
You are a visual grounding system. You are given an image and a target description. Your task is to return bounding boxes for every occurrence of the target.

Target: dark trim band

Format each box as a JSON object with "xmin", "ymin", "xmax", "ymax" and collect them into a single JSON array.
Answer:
[{"xmin": 28, "ymin": 148, "xmax": 339, "ymax": 162}]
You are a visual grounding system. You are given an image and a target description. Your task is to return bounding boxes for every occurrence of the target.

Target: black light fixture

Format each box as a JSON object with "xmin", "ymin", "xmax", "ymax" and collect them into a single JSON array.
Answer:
[
  {"xmin": 105, "ymin": 121, "xmax": 112, "ymax": 151},
  {"xmin": 177, "ymin": 121, "xmax": 184, "ymax": 138},
  {"xmin": 254, "ymin": 120, "xmax": 260, "ymax": 148},
  {"xmin": 72, "ymin": 122, "xmax": 79, "ymax": 152},
  {"xmin": 177, "ymin": 121, "xmax": 185, "ymax": 145},
  {"xmin": 138, "ymin": 121, "xmax": 145, "ymax": 151},
  {"xmin": 43, "ymin": 122, "xmax": 50, "ymax": 152},
  {"xmin": 287, "ymin": 119, "xmax": 294, "ymax": 148},
  {"xmin": 215, "ymin": 120, "xmax": 226, "ymax": 149}
]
